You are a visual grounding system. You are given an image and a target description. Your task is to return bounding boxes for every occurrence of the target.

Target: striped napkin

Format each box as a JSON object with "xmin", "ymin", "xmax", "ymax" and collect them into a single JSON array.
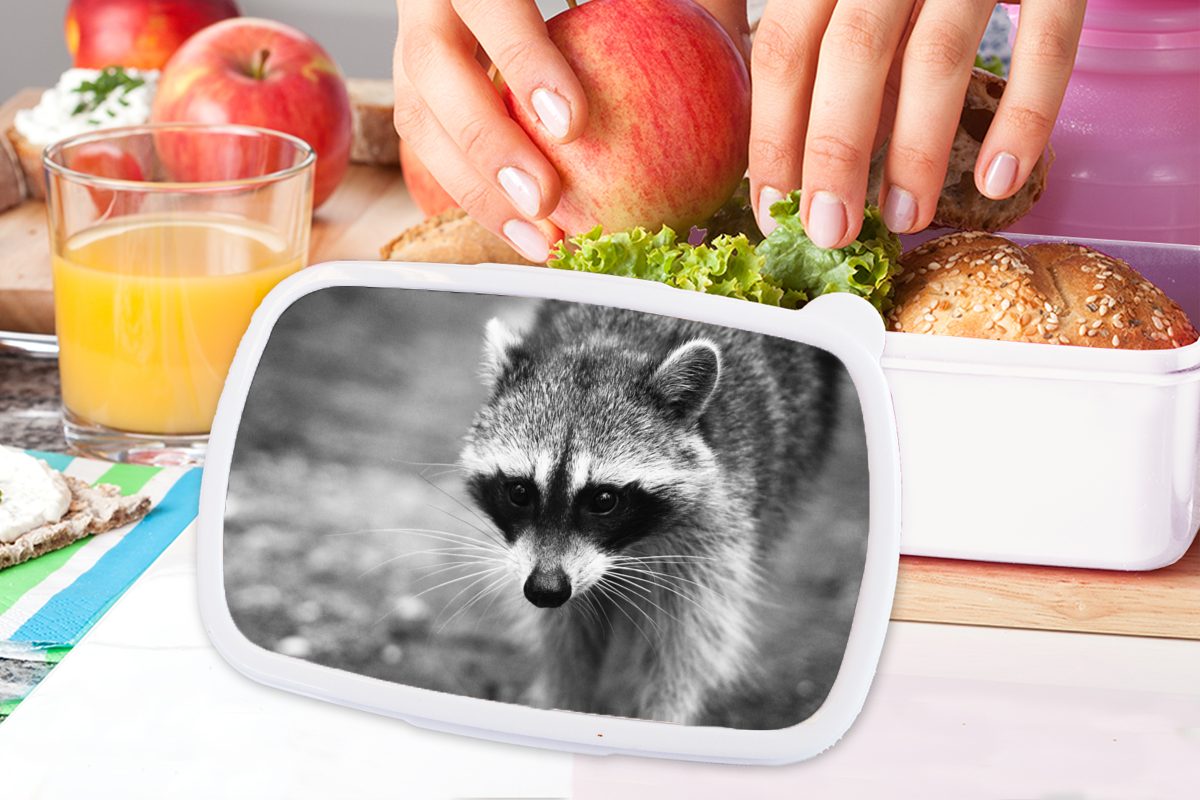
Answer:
[{"xmin": 0, "ymin": 451, "xmax": 201, "ymax": 653}]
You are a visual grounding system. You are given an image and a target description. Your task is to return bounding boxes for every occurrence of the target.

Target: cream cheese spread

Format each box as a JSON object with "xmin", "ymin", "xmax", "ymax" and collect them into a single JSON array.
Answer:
[
  {"xmin": 14, "ymin": 67, "xmax": 158, "ymax": 147},
  {"xmin": 0, "ymin": 446, "xmax": 72, "ymax": 543}
]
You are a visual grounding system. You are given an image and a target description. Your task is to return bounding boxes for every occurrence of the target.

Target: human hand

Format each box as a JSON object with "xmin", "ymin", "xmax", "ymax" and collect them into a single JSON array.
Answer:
[
  {"xmin": 748, "ymin": 0, "xmax": 1085, "ymax": 247},
  {"xmin": 393, "ymin": 0, "xmax": 593, "ymax": 262},
  {"xmin": 393, "ymin": 0, "xmax": 749, "ymax": 262}
]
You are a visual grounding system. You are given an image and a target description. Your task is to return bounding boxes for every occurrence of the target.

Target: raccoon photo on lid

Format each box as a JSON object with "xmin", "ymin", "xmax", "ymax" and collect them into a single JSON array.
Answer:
[{"xmin": 225, "ymin": 288, "xmax": 869, "ymax": 730}]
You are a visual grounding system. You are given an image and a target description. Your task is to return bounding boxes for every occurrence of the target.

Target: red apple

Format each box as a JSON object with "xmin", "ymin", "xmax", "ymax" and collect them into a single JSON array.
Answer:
[
  {"xmin": 66, "ymin": 0, "xmax": 240, "ymax": 70},
  {"xmin": 150, "ymin": 18, "xmax": 351, "ymax": 208},
  {"xmin": 502, "ymin": 0, "xmax": 749, "ymax": 235},
  {"xmin": 70, "ymin": 140, "xmax": 146, "ymax": 214},
  {"xmin": 399, "ymin": 139, "xmax": 458, "ymax": 218}
]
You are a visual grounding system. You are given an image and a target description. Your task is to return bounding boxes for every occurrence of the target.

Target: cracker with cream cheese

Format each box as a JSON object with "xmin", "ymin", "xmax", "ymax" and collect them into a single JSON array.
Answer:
[{"xmin": 0, "ymin": 476, "xmax": 151, "ymax": 570}]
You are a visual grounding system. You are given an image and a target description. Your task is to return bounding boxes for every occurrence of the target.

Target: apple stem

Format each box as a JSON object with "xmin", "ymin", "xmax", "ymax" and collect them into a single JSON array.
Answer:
[
  {"xmin": 566, "ymin": 0, "xmax": 578, "ymax": 8},
  {"xmin": 251, "ymin": 48, "xmax": 271, "ymax": 79}
]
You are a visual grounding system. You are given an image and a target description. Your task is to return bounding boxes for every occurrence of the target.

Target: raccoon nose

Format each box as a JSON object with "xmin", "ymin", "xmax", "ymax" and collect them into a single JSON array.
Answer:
[{"xmin": 523, "ymin": 567, "xmax": 572, "ymax": 608}]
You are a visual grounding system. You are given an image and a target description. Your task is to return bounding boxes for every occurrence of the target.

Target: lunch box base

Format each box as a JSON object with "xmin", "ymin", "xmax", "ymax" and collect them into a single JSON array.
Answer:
[{"xmin": 884, "ymin": 233, "xmax": 1200, "ymax": 571}]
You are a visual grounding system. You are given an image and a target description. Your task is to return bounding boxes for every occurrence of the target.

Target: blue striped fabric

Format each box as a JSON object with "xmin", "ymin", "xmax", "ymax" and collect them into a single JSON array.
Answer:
[
  {"xmin": 34, "ymin": 452, "xmax": 76, "ymax": 472},
  {"xmin": 9, "ymin": 468, "xmax": 203, "ymax": 646}
]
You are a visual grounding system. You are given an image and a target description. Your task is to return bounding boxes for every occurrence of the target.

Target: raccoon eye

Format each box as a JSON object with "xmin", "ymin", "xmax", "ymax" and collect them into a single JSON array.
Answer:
[
  {"xmin": 506, "ymin": 480, "xmax": 534, "ymax": 508},
  {"xmin": 588, "ymin": 486, "xmax": 620, "ymax": 515}
]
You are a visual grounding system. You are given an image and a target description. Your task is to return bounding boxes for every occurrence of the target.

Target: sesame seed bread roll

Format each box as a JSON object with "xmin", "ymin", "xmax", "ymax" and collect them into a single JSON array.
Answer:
[{"xmin": 888, "ymin": 232, "xmax": 1199, "ymax": 349}]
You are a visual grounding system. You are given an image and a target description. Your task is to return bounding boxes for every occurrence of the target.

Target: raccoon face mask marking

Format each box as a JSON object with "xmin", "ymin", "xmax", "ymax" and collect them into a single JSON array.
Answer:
[{"xmin": 462, "ymin": 315, "xmax": 731, "ymax": 611}]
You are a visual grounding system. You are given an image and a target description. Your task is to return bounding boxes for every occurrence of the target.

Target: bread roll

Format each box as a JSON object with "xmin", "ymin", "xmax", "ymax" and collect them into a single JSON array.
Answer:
[
  {"xmin": 381, "ymin": 208, "xmax": 538, "ymax": 266},
  {"xmin": 0, "ymin": 130, "xmax": 26, "ymax": 211},
  {"xmin": 867, "ymin": 68, "xmax": 1052, "ymax": 232},
  {"xmin": 347, "ymin": 78, "xmax": 400, "ymax": 167},
  {"xmin": 6, "ymin": 126, "xmax": 44, "ymax": 200},
  {"xmin": 889, "ymin": 231, "xmax": 1198, "ymax": 349}
]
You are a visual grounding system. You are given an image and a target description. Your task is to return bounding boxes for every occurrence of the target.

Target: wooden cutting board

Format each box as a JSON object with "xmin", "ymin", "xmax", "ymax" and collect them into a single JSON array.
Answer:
[
  {"xmin": 2, "ymin": 91, "xmax": 1198, "ymax": 641},
  {"xmin": 0, "ymin": 88, "xmax": 419, "ymax": 335},
  {"xmin": 893, "ymin": 536, "xmax": 1200, "ymax": 640}
]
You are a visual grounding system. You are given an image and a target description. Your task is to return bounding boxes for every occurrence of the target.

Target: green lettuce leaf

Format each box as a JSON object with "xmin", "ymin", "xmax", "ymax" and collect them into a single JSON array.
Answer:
[
  {"xmin": 549, "ymin": 227, "xmax": 800, "ymax": 308},
  {"xmin": 548, "ymin": 190, "xmax": 901, "ymax": 314},
  {"xmin": 757, "ymin": 191, "xmax": 902, "ymax": 313},
  {"xmin": 974, "ymin": 54, "xmax": 1006, "ymax": 78}
]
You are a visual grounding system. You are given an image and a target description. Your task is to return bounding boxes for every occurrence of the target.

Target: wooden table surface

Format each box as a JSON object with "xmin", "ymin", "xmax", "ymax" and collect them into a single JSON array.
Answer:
[{"xmin": 2, "ymin": 90, "xmax": 1197, "ymax": 642}]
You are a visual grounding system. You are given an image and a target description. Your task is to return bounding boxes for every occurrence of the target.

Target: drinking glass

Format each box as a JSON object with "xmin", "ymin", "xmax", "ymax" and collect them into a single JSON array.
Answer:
[{"xmin": 43, "ymin": 123, "xmax": 314, "ymax": 465}]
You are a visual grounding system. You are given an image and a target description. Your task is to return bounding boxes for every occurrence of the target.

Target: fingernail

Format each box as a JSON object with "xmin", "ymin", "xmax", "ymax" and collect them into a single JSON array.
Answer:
[
  {"xmin": 983, "ymin": 151, "xmax": 1019, "ymax": 199},
  {"xmin": 503, "ymin": 218, "xmax": 550, "ymax": 262},
  {"xmin": 882, "ymin": 185, "xmax": 917, "ymax": 232},
  {"xmin": 757, "ymin": 186, "xmax": 783, "ymax": 236},
  {"xmin": 531, "ymin": 88, "xmax": 571, "ymax": 139},
  {"xmin": 498, "ymin": 166, "xmax": 541, "ymax": 218},
  {"xmin": 807, "ymin": 191, "xmax": 847, "ymax": 249}
]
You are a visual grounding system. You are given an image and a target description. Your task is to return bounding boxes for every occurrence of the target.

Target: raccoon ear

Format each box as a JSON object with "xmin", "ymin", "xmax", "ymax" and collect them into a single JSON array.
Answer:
[
  {"xmin": 650, "ymin": 339, "xmax": 721, "ymax": 425},
  {"xmin": 480, "ymin": 317, "xmax": 522, "ymax": 389}
]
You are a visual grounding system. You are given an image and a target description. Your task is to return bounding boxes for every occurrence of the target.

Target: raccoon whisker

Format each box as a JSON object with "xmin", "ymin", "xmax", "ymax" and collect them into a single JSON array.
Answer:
[
  {"xmin": 574, "ymin": 590, "xmax": 608, "ymax": 633},
  {"xmin": 424, "ymin": 467, "xmax": 469, "ymax": 481},
  {"xmin": 610, "ymin": 554, "xmax": 721, "ymax": 565},
  {"xmin": 409, "ymin": 565, "xmax": 509, "ymax": 600},
  {"xmin": 392, "ymin": 458, "xmax": 469, "ymax": 471},
  {"xmin": 418, "ymin": 474, "xmax": 507, "ymax": 544},
  {"xmin": 425, "ymin": 503, "xmax": 508, "ymax": 550},
  {"xmin": 380, "ymin": 527, "xmax": 508, "ymax": 555},
  {"xmin": 354, "ymin": 546, "xmax": 504, "ymax": 577},
  {"xmin": 470, "ymin": 580, "xmax": 509, "ymax": 637},
  {"xmin": 605, "ymin": 568, "xmax": 713, "ymax": 615},
  {"xmin": 328, "ymin": 526, "xmax": 506, "ymax": 554},
  {"xmin": 593, "ymin": 579, "xmax": 662, "ymax": 646},
  {"xmin": 609, "ymin": 564, "xmax": 729, "ymax": 603},
  {"xmin": 443, "ymin": 577, "xmax": 509, "ymax": 634},
  {"xmin": 358, "ymin": 551, "xmax": 450, "ymax": 578},
  {"xmin": 600, "ymin": 572, "xmax": 685, "ymax": 629},
  {"xmin": 591, "ymin": 581, "xmax": 653, "ymax": 643},
  {"xmin": 410, "ymin": 556, "xmax": 507, "ymax": 583},
  {"xmin": 434, "ymin": 571, "xmax": 508, "ymax": 633},
  {"xmin": 359, "ymin": 545, "xmax": 504, "ymax": 578}
]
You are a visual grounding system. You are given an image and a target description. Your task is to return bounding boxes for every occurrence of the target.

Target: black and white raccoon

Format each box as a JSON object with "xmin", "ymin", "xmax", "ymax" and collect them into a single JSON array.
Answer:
[{"xmin": 460, "ymin": 300, "xmax": 840, "ymax": 724}]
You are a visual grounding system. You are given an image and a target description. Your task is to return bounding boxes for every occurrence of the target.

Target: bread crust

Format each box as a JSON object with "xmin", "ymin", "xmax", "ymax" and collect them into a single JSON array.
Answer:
[
  {"xmin": 0, "ymin": 127, "xmax": 26, "ymax": 211},
  {"xmin": 867, "ymin": 68, "xmax": 1051, "ymax": 232},
  {"xmin": 888, "ymin": 231, "xmax": 1199, "ymax": 349},
  {"xmin": 0, "ymin": 477, "xmax": 152, "ymax": 570},
  {"xmin": 380, "ymin": 208, "xmax": 539, "ymax": 266},
  {"xmin": 6, "ymin": 126, "xmax": 44, "ymax": 200},
  {"xmin": 347, "ymin": 78, "xmax": 400, "ymax": 167}
]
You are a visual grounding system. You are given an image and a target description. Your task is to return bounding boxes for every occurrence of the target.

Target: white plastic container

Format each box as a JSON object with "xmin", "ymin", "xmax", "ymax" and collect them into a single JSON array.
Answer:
[{"xmin": 883, "ymin": 233, "xmax": 1200, "ymax": 570}]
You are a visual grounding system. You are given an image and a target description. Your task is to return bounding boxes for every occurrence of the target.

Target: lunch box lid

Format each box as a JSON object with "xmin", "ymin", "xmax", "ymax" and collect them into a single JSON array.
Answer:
[{"xmin": 195, "ymin": 260, "xmax": 904, "ymax": 765}]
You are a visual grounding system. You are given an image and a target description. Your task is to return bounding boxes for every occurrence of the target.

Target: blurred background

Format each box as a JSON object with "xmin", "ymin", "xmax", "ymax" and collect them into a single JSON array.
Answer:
[
  {"xmin": 0, "ymin": 0, "xmax": 580, "ymax": 100},
  {"xmin": 223, "ymin": 286, "xmax": 870, "ymax": 730}
]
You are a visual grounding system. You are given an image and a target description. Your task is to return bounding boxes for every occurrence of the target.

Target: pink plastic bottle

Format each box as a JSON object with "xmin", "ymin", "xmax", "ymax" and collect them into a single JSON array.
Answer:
[{"xmin": 1006, "ymin": 1, "xmax": 1200, "ymax": 245}]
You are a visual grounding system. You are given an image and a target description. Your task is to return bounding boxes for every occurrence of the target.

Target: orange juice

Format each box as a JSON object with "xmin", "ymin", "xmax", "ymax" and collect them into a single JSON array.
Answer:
[{"xmin": 53, "ymin": 214, "xmax": 304, "ymax": 435}]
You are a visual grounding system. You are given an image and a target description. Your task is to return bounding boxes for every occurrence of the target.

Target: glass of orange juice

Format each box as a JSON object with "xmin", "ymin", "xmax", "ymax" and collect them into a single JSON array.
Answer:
[{"xmin": 44, "ymin": 123, "xmax": 314, "ymax": 465}]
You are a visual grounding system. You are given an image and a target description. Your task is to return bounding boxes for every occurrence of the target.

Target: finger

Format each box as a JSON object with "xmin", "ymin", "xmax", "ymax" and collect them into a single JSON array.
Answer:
[
  {"xmin": 801, "ymin": 0, "xmax": 915, "ymax": 248},
  {"xmin": 881, "ymin": 0, "xmax": 994, "ymax": 233},
  {"xmin": 873, "ymin": 0, "xmax": 924, "ymax": 154},
  {"xmin": 452, "ymin": 0, "xmax": 588, "ymax": 142},
  {"xmin": 976, "ymin": 0, "xmax": 1084, "ymax": 199},
  {"xmin": 393, "ymin": 79, "xmax": 558, "ymax": 261},
  {"xmin": 748, "ymin": 0, "xmax": 836, "ymax": 237},
  {"xmin": 400, "ymin": 0, "xmax": 562, "ymax": 220}
]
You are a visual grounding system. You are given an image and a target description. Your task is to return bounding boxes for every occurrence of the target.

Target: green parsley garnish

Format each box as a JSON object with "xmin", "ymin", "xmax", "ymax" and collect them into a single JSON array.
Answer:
[{"xmin": 71, "ymin": 67, "xmax": 145, "ymax": 117}]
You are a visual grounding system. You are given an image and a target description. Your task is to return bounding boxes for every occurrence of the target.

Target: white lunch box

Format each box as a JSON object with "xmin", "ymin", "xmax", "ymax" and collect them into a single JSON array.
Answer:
[{"xmin": 884, "ymin": 233, "xmax": 1200, "ymax": 570}]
